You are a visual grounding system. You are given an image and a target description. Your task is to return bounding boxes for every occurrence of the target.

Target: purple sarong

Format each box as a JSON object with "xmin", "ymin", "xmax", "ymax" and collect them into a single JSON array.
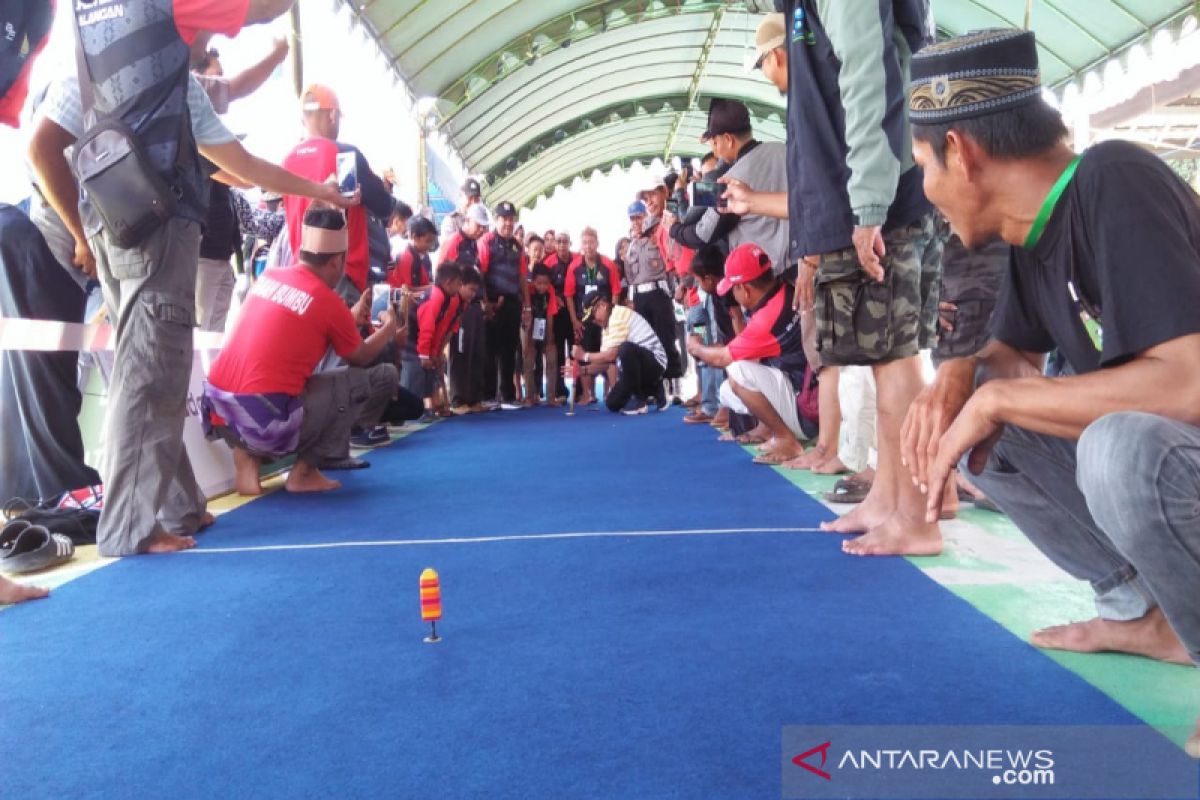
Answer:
[{"xmin": 201, "ymin": 384, "xmax": 304, "ymax": 458}]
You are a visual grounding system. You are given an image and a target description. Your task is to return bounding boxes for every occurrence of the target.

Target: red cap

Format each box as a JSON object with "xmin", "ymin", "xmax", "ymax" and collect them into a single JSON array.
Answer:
[
  {"xmin": 301, "ymin": 84, "xmax": 340, "ymax": 112},
  {"xmin": 717, "ymin": 243, "xmax": 772, "ymax": 295}
]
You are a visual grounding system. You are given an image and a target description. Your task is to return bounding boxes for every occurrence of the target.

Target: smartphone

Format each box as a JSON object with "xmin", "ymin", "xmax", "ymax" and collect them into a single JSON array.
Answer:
[
  {"xmin": 336, "ymin": 151, "xmax": 358, "ymax": 197},
  {"xmin": 691, "ymin": 180, "xmax": 720, "ymax": 209},
  {"xmin": 666, "ymin": 199, "xmax": 679, "ymax": 216},
  {"xmin": 691, "ymin": 321, "xmax": 707, "ymax": 336},
  {"xmin": 390, "ymin": 287, "xmax": 405, "ymax": 320}
]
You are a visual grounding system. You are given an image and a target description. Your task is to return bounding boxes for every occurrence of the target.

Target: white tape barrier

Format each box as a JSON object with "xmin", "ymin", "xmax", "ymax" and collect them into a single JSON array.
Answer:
[
  {"xmin": 0, "ymin": 315, "xmax": 237, "ymax": 499},
  {"xmin": 0, "ymin": 317, "xmax": 226, "ymax": 353}
]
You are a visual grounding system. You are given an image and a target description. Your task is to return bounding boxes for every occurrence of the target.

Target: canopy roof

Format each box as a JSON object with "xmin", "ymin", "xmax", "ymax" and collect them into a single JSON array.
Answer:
[{"xmin": 347, "ymin": 0, "xmax": 1196, "ymax": 207}]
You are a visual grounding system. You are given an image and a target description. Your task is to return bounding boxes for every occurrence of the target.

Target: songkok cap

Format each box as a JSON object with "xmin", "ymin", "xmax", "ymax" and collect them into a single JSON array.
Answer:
[
  {"xmin": 493, "ymin": 200, "xmax": 517, "ymax": 218},
  {"xmin": 461, "ymin": 177, "xmax": 482, "ymax": 198},
  {"xmin": 909, "ymin": 29, "xmax": 1042, "ymax": 125}
]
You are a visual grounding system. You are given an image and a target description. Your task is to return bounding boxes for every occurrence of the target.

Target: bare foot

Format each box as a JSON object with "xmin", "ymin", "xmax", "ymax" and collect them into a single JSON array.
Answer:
[
  {"xmin": 1030, "ymin": 607, "xmax": 1192, "ymax": 665},
  {"xmin": 842, "ymin": 515, "xmax": 943, "ymax": 557},
  {"xmin": 140, "ymin": 531, "xmax": 197, "ymax": 554},
  {"xmin": 812, "ymin": 454, "xmax": 850, "ymax": 475},
  {"xmin": 198, "ymin": 511, "xmax": 216, "ymax": 530},
  {"xmin": 941, "ymin": 471, "xmax": 959, "ymax": 519},
  {"xmin": 756, "ymin": 438, "xmax": 805, "ymax": 463},
  {"xmin": 233, "ymin": 448, "xmax": 263, "ymax": 496},
  {"xmin": 285, "ymin": 461, "xmax": 342, "ymax": 494},
  {"xmin": 781, "ymin": 445, "xmax": 828, "ymax": 470},
  {"xmin": 710, "ymin": 410, "xmax": 730, "ymax": 428},
  {"xmin": 0, "ymin": 575, "xmax": 49, "ymax": 604},
  {"xmin": 821, "ymin": 496, "xmax": 893, "ymax": 533}
]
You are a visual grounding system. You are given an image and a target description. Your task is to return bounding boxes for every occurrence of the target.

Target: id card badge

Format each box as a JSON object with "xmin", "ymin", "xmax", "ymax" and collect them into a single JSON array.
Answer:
[{"xmin": 533, "ymin": 318, "xmax": 547, "ymax": 342}]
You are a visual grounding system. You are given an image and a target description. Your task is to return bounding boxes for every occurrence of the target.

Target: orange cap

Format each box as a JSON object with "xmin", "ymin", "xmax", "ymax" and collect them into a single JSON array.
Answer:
[{"xmin": 301, "ymin": 84, "xmax": 340, "ymax": 113}]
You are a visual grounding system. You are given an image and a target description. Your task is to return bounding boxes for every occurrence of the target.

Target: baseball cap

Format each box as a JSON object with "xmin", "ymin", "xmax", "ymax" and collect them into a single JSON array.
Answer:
[
  {"xmin": 301, "ymin": 84, "xmax": 340, "ymax": 113},
  {"xmin": 627, "ymin": 200, "xmax": 648, "ymax": 217},
  {"xmin": 752, "ymin": 13, "xmax": 786, "ymax": 71},
  {"xmin": 701, "ymin": 98, "xmax": 752, "ymax": 142},
  {"xmin": 643, "ymin": 176, "xmax": 668, "ymax": 194},
  {"xmin": 494, "ymin": 200, "xmax": 517, "ymax": 218},
  {"xmin": 581, "ymin": 291, "xmax": 611, "ymax": 322},
  {"xmin": 717, "ymin": 243, "xmax": 772, "ymax": 295},
  {"xmin": 461, "ymin": 177, "xmax": 482, "ymax": 198},
  {"xmin": 466, "ymin": 203, "xmax": 490, "ymax": 227}
]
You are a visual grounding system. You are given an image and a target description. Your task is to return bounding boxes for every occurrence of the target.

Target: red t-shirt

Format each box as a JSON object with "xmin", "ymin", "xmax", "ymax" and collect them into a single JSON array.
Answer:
[
  {"xmin": 727, "ymin": 287, "xmax": 788, "ymax": 363},
  {"xmin": 283, "ymin": 138, "xmax": 371, "ymax": 291},
  {"xmin": 208, "ymin": 267, "xmax": 362, "ymax": 396},
  {"xmin": 173, "ymin": 0, "xmax": 248, "ymax": 45}
]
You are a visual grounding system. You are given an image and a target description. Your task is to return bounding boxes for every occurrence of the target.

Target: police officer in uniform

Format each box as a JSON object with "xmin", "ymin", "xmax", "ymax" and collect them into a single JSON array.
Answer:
[
  {"xmin": 624, "ymin": 184, "xmax": 683, "ymax": 380},
  {"xmin": 477, "ymin": 201, "xmax": 528, "ymax": 409}
]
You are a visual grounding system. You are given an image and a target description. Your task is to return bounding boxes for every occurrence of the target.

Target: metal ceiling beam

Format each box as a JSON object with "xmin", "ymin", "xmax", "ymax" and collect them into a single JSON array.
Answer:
[{"xmin": 664, "ymin": 6, "xmax": 724, "ymax": 161}]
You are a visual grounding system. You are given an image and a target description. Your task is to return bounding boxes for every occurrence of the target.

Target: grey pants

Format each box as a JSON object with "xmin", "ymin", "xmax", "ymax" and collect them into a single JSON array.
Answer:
[
  {"xmin": 971, "ymin": 412, "xmax": 1200, "ymax": 664},
  {"xmin": 297, "ymin": 364, "xmax": 397, "ymax": 464},
  {"xmin": 91, "ymin": 218, "xmax": 207, "ymax": 556}
]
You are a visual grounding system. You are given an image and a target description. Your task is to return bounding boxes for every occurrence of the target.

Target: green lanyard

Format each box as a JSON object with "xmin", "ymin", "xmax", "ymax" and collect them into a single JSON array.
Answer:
[
  {"xmin": 1024, "ymin": 154, "xmax": 1082, "ymax": 249},
  {"xmin": 585, "ymin": 262, "xmax": 598, "ymax": 285}
]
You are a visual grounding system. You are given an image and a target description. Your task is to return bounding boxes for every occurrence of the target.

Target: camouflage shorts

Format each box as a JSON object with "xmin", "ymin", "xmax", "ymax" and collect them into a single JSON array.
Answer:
[
  {"xmin": 932, "ymin": 233, "xmax": 1009, "ymax": 365},
  {"xmin": 814, "ymin": 214, "xmax": 941, "ymax": 366}
]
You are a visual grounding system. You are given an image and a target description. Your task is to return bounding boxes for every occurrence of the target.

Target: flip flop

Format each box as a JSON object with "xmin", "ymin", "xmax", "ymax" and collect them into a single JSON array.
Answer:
[
  {"xmin": 0, "ymin": 525, "xmax": 74, "ymax": 574},
  {"xmin": 317, "ymin": 457, "xmax": 370, "ymax": 471},
  {"xmin": 822, "ymin": 478, "xmax": 872, "ymax": 504}
]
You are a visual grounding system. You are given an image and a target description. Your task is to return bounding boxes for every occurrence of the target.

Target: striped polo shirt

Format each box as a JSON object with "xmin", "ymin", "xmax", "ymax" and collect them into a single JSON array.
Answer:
[{"xmin": 601, "ymin": 305, "xmax": 667, "ymax": 368}]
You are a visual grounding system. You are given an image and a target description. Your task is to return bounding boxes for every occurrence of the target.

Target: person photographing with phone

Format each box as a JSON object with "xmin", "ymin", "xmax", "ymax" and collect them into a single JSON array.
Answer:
[
  {"xmin": 283, "ymin": 84, "xmax": 395, "ymax": 306},
  {"xmin": 670, "ymin": 99, "xmax": 790, "ymax": 276}
]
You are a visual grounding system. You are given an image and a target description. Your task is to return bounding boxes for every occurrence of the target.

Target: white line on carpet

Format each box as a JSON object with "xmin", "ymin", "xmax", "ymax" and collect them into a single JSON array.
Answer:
[{"xmin": 185, "ymin": 526, "xmax": 830, "ymax": 554}]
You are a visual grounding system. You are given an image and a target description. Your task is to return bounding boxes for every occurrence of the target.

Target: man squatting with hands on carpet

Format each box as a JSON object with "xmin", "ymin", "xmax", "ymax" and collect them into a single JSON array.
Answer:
[
  {"xmin": 899, "ymin": 29, "xmax": 1200, "ymax": 756},
  {"xmin": 203, "ymin": 208, "xmax": 401, "ymax": 496}
]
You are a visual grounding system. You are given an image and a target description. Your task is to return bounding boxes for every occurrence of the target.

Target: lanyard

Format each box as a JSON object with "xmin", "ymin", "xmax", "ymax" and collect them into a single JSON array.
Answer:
[
  {"xmin": 585, "ymin": 262, "xmax": 598, "ymax": 285},
  {"xmin": 1024, "ymin": 154, "xmax": 1082, "ymax": 249}
]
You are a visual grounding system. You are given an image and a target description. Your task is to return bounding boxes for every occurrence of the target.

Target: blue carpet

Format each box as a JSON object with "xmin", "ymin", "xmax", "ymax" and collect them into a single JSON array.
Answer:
[{"xmin": 0, "ymin": 407, "xmax": 1190, "ymax": 798}]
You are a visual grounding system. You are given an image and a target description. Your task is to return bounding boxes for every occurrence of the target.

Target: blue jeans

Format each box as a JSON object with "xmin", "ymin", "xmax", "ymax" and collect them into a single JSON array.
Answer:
[
  {"xmin": 687, "ymin": 298, "xmax": 724, "ymax": 416},
  {"xmin": 971, "ymin": 412, "xmax": 1200, "ymax": 664}
]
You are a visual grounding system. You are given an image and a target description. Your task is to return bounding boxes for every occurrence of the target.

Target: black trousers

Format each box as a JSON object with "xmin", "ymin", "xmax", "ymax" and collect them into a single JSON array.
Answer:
[
  {"xmin": 632, "ymin": 287, "xmax": 681, "ymax": 379},
  {"xmin": 484, "ymin": 293, "xmax": 521, "ymax": 403},
  {"xmin": 450, "ymin": 302, "xmax": 486, "ymax": 406},
  {"xmin": 381, "ymin": 385, "xmax": 426, "ymax": 425},
  {"xmin": 552, "ymin": 306, "xmax": 573, "ymax": 396},
  {"xmin": 605, "ymin": 342, "xmax": 665, "ymax": 413},
  {"xmin": 0, "ymin": 205, "xmax": 101, "ymax": 501}
]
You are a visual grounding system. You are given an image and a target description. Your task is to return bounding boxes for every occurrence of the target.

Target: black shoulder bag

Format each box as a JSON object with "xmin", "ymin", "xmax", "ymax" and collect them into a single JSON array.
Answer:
[{"xmin": 71, "ymin": 23, "xmax": 179, "ymax": 249}]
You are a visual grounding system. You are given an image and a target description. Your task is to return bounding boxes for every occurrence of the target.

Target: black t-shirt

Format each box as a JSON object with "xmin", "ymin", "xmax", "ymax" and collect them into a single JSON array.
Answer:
[{"xmin": 993, "ymin": 141, "xmax": 1200, "ymax": 374}]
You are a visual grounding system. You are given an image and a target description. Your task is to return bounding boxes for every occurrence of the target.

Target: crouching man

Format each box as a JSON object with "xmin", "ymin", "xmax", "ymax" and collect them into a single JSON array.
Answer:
[
  {"xmin": 573, "ymin": 292, "xmax": 668, "ymax": 415},
  {"xmin": 204, "ymin": 208, "xmax": 400, "ymax": 495},
  {"xmin": 687, "ymin": 243, "xmax": 810, "ymax": 464}
]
